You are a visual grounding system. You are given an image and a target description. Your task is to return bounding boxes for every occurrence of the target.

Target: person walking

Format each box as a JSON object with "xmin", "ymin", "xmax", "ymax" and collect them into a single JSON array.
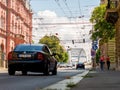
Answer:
[
  {"xmin": 99, "ymin": 55, "xmax": 105, "ymax": 70},
  {"xmin": 106, "ymin": 55, "xmax": 110, "ymax": 70}
]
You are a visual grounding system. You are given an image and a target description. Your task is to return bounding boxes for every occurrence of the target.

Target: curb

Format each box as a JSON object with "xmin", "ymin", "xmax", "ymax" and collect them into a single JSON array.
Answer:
[{"xmin": 43, "ymin": 70, "xmax": 89, "ymax": 90}]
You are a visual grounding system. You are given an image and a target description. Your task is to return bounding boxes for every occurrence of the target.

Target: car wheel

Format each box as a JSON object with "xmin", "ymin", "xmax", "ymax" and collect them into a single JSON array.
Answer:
[
  {"xmin": 44, "ymin": 64, "xmax": 49, "ymax": 75},
  {"xmin": 22, "ymin": 70, "xmax": 27, "ymax": 75},
  {"xmin": 8, "ymin": 68, "xmax": 15, "ymax": 75},
  {"xmin": 83, "ymin": 66, "xmax": 85, "ymax": 69},
  {"xmin": 52, "ymin": 65, "xmax": 57, "ymax": 75}
]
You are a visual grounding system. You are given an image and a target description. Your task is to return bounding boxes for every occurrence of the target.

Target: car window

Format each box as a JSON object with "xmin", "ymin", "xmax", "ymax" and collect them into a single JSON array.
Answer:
[{"xmin": 14, "ymin": 45, "xmax": 42, "ymax": 51}]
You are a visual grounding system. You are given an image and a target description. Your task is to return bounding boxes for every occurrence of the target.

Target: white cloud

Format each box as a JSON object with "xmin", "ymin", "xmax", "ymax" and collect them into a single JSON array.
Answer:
[
  {"xmin": 32, "ymin": 10, "xmax": 92, "ymax": 43},
  {"xmin": 38, "ymin": 10, "xmax": 57, "ymax": 18}
]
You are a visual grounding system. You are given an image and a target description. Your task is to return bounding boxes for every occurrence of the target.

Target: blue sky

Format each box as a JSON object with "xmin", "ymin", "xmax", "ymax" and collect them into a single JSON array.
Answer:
[{"xmin": 30, "ymin": 0, "xmax": 100, "ymax": 18}]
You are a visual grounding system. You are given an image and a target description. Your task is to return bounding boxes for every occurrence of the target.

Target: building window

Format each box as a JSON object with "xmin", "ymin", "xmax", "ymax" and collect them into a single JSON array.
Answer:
[
  {"xmin": 12, "ymin": 0, "xmax": 15, "ymax": 9},
  {"xmin": 12, "ymin": 20, "xmax": 14, "ymax": 33},
  {"xmin": 1, "ymin": 16, "xmax": 5, "ymax": 29},
  {"xmin": 0, "ymin": 17, "xmax": 1, "ymax": 28}
]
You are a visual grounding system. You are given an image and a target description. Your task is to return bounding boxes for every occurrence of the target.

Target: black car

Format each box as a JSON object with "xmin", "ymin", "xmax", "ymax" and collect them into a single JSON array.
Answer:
[
  {"xmin": 8, "ymin": 44, "xmax": 57, "ymax": 75},
  {"xmin": 76, "ymin": 62, "xmax": 85, "ymax": 69}
]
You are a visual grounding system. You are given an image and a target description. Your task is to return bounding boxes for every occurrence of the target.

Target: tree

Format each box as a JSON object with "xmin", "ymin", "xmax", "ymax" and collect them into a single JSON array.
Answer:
[
  {"xmin": 39, "ymin": 35, "xmax": 69, "ymax": 62},
  {"xmin": 95, "ymin": 49, "xmax": 101, "ymax": 64},
  {"xmin": 32, "ymin": 40, "xmax": 34, "ymax": 44},
  {"xmin": 90, "ymin": 4, "xmax": 115, "ymax": 43}
]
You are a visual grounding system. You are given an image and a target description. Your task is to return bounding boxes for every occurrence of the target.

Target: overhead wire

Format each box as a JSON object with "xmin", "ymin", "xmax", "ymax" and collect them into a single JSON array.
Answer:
[
  {"xmin": 54, "ymin": 0, "xmax": 68, "ymax": 17},
  {"xmin": 74, "ymin": 0, "xmax": 84, "ymax": 41},
  {"xmin": 78, "ymin": 0, "xmax": 85, "ymax": 25},
  {"xmin": 77, "ymin": 0, "xmax": 88, "ymax": 42},
  {"xmin": 78, "ymin": 0, "xmax": 83, "ymax": 18},
  {"xmin": 63, "ymin": 0, "xmax": 73, "ymax": 18},
  {"xmin": 31, "ymin": 0, "xmax": 92, "ymax": 43}
]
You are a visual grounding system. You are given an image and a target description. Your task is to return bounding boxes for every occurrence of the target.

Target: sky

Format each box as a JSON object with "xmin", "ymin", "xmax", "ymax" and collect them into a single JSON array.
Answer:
[
  {"xmin": 30, "ymin": 0, "xmax": 100, "ymax": 17},
  {"xmin": 30, "ymin": 0, "xmax": 100, "ymax": 44}
]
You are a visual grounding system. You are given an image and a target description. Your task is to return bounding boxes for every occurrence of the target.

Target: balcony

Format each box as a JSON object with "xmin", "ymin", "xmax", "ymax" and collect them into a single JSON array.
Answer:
[{"xmin": 105, "ymin": 0, "xmax": 119, "ymax": 24}]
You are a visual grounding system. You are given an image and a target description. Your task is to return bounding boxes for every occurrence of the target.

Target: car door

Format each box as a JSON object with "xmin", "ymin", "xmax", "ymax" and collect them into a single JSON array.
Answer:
[{"xmin": 43, "ymin": 46, "xmax": 56, "ymax": 70}]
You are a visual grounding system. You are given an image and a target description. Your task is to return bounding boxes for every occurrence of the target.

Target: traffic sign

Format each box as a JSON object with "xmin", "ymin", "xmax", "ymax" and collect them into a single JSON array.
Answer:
[
  {"xmin": 92, "ymin": 45, "xmax": 98, "ymax": 50},
  {"xmin": 92, "ymin": 40, "xmax": 98, "ymax": 45},
  {"xmin": 92, "ymin": 40, "xmax": 98, "ymax": 50},
  {"xmin": 91, "ymin": 49, "xmax": 96, "ymax": 56}
]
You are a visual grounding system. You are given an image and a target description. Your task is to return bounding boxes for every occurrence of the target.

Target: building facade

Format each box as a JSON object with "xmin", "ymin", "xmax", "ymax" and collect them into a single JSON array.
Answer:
[
  {"xmin": 100, "ymin": 0, "xmax": 108, "ymax": 4},
  {"xmin": 105, "ymin": 0, "xmax": 120, "ymax": 70},
  {"xmin": 0, "ymin": 0, "xmax": 32, "ymax": 67}
]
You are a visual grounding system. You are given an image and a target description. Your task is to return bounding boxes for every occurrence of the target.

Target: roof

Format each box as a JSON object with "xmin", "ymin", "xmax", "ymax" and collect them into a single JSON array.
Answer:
[{"xmin": 17, "ymin": 44, "xmax": 46, "ymax": 47}]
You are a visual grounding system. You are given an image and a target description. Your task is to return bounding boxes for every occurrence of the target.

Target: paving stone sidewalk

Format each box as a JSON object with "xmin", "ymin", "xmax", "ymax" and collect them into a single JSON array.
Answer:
[{"xmin": 71, "ymin": 69, "xmax": 120, "ymax": 90}]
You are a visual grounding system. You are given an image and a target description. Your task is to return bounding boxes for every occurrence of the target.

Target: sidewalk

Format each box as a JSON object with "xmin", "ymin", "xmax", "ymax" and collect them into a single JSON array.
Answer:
[
  {"xmin": 71, "ymin": 69, "xmax": 120, "ymax": 90},
  {"xmin": 0, "ymin": 67, "xmax": 7, "ymax": 73}
]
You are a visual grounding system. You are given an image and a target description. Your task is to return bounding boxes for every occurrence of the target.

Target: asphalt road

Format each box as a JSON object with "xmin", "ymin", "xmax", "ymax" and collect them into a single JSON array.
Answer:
[{"xmin": 0, "ymin": 68, "xmax": 84, "ymax": 90}]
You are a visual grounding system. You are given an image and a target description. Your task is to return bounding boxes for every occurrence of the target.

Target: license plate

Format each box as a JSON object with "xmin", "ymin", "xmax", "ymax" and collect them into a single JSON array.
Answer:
[{"xmin": 19, "ymin": 54, "xmax": 31, "ymax": 58}]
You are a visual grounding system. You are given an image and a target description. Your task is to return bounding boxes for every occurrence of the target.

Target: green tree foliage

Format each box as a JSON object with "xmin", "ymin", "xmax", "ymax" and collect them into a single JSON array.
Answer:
[
  {"xmin": 90, "ymin": 4, "xmax": 115, "ymax": 43},
  {"xmin": 39, "ymin": 35, "xmax": 69, "ymax": 62},
  {"xmin": 32, "ymin": 40, "xmax": 34, "ymax": 44},
  {"xmin": 95, "ymin": 49, "xmax": 101, "ymax": 64}
]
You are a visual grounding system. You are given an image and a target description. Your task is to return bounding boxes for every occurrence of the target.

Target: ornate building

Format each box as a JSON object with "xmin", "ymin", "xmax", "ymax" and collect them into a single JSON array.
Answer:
[
  {"xmin": 105, "ymin": 0, "xmax": 120, "ymax": 70},
  {"xmin": 0, "ymin": 0, "xmax": 32, "ymax": 67}
]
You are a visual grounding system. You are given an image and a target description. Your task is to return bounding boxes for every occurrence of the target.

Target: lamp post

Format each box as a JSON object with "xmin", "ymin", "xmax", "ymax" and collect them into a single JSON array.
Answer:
[{"xmin": 67, "ymin": 46, "xmax": 72, "ymax": 64}]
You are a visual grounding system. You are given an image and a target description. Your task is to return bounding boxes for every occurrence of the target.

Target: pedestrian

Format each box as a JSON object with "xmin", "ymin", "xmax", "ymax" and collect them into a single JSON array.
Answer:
[
  {"xmin": 99, "ymin": 55, "xmax": 105, "ymax": 70},
  {"xmin": 106, "ymin": 55, "xmax": 110, "ymax": 70}
]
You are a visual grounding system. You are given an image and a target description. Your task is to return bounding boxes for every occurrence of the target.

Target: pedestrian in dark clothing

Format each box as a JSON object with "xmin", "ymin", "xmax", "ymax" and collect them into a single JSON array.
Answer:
[
  {"xmin": 100, "ymin": 55, "xmax": 105, "ymax": 70},
  {"xmin": 106, "ymin": 55, "xmax": 110, "ymax": 70}
]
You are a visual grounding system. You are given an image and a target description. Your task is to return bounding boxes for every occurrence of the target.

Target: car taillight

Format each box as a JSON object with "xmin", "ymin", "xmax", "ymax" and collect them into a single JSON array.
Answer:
[
  {"xmin": 8, "ymin": 52, "xmax": 13, "ymax": 60},
  {"xmin": 37, "ymin": 52, "xmax": 44, "ymax": 60}
]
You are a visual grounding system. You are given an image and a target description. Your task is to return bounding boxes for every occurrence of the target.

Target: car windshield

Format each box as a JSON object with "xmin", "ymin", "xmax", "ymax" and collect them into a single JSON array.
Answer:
[
  {"xmin": 78, "ymin": 62, "xmax": 84, "ymax": 64},
  {"xmin": 14, "ymin": 45, "xmax": 43, "ymax": 51}
]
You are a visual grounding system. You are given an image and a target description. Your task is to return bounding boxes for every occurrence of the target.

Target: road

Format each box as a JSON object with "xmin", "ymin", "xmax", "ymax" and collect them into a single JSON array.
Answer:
[{"xmin": 0, "ymin": 68, "xmax": 85, "ymax": 90}]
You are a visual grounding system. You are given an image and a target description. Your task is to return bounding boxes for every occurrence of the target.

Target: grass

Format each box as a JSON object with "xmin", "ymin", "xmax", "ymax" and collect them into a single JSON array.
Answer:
[
  {"xmin": 82, "ymin": 74, "xmax": 93, "ymax": 78},
  {"xmin": 66, "ymin": 82, "xmax": 77, "ymax": 88},
  {"xmin": 46, "ymin": 88, "xmax": 57, "ymax": 90}
]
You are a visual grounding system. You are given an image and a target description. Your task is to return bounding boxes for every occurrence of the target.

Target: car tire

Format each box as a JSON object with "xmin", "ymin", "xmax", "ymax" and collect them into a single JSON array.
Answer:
[
  {"xmin": 8, "ymin": 68, "xmax": 15, "ymax": 75},
  {"xmin": 44, "ymin": 64, "xmax": 49, "ymax": 75},
  {"xmin": 52, "ymin": 64, "xmax": 57, "ymax": 75},
  {"xmin": 22, "ymin": 70, "xmax": 27, "ymax": 75},
  {"xmin": 83, "ymin": 66, "xmax": 85, "ymax": 69}
]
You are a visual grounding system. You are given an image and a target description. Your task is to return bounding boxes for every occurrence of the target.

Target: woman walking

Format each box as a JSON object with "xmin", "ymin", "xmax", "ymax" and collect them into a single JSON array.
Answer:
[
  {"xmin": 106, "ymin": 55, "xmax": 110, "ymax": 70},
  {"xmin": 99, "ymin": 55, "xmax": 105, "ymax": 71}
]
